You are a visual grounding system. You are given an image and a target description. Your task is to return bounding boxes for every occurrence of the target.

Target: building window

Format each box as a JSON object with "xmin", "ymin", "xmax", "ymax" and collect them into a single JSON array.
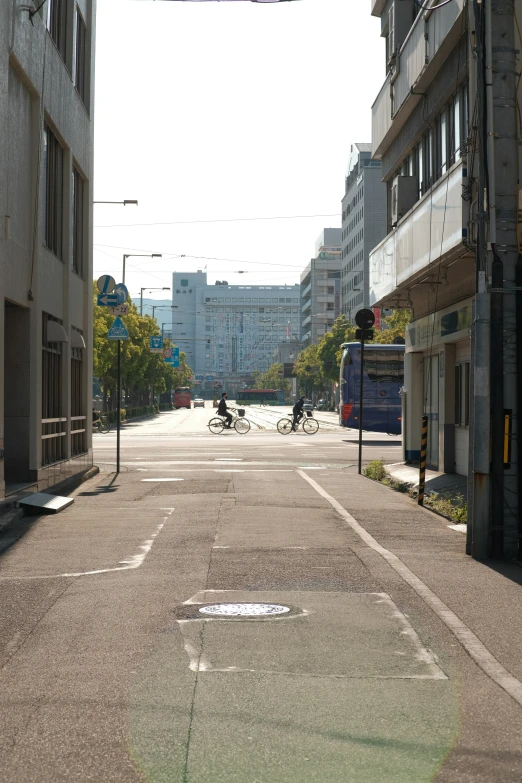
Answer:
[
  {"xmin": 455, "ymin": 362, "xmax": 470, "ymax": 426},
  {"xmin": 46, "ymin": 0, "xmax": 67, "ymax": 61},
  {"xmin": 71, "ymin": 335, "xmax": 86, "ymax": 456},
  {"xmin": 42, "ymin": 314, "xmax": 65, "ymax": 466},
  {"xmin": 74, "ymin": 7, "xmax": 88, "ymax": 105},
  {"xmin": 43, "ymin": 124, "xmax": 64, "ymax": 260},
  {"xmin": 72, "ymin": 166, "xmax": 84, "ymax": 277}
]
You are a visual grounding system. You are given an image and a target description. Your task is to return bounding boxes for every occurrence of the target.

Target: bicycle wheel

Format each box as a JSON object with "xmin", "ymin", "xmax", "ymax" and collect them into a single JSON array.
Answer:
[
  {"xmin": 208, "ymin": 417, "xmax": 225, "ymax": 434},
  {"xmin": 277, "ymin": 418, "xmax": 293, "ymax": 435},
  {"xmin": 303, "ymin": 417, "xmax": 319, "ymax": 435},
  {"xmin": 99, "ymin": 420, "xmax": 111, "ymax": 434},
  {"xmin": 234, "ymin": 417, "xmax": 250, "ymax": 434}
]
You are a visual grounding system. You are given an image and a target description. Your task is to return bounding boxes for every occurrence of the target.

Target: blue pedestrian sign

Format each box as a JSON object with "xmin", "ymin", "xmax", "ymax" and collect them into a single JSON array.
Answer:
[
  {"xmin": 97, "ymin": 293, "xmax": 119, "ymax": 307},
  {"xmin": 107, "ymin": 317, "xmax": 129, "ymax": 341},
  {"xmin": 150, "ymin": 336, "xmax": 163, "ymax": 353}
]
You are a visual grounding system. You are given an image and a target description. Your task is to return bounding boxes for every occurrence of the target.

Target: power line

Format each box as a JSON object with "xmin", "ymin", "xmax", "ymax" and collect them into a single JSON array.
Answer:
[
  {"xmin": 93, "ymin": 213, "xmax": 340, "ymax": 229},
  {"xmin": 93, "ymin": 244, "xmax": 304, "ymax": 268}
]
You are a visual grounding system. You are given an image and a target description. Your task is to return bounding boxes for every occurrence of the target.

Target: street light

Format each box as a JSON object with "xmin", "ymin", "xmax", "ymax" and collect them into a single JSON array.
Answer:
[
  {"xmin": 123, "ymin": 253, "xmax": 162, "ymax": 286},
  {"xmin": 140, "ymin": 287, "xmax": 170, "ymax": 316},
  {"xmin": 93, "ymin": 200, "xmax": 138, "ymax": 206}
]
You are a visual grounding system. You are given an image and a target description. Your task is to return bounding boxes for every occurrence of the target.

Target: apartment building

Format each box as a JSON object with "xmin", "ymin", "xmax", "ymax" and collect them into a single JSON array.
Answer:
[
  {"xmin": 341, "ymin": 143, "xmax": 386, "ymax": 319},
  {"xmin": 0, "ymin": 0, "xmax": 95, "ymax": 498},
  {"xmin": 369, "ymin": 0, "xmax": 473, "ymax": 476},
  {"xmin": 171, "ymin": 272, "xmax": 300, "ymax": 394},
  {"xmin": 300, "ymin": 229, "xmax": 342, "ymax": 347}
]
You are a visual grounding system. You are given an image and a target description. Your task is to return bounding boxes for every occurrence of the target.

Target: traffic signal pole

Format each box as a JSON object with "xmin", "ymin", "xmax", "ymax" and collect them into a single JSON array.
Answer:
[{"xmin": 358, "ymin": 336, "xmax": 365, "ymax": 475}]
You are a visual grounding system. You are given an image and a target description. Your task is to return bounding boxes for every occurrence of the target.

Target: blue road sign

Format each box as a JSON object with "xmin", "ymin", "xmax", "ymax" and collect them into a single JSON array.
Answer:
[
  {"xmin": 164, "ymin": 347, "xmax": 180, "ymax": 367},
  {"xmin": 150, "ymin": 336, "xmax": 163, "ymax": 352},
  {"xmin": 97, "ymin": 293, "xmax": 119, "ymax": 307},
  {"xmin": 206, "ymin": 375, "xmax": 214, "ymax": 382},
  {"xmin": 114, "ymin": 283, "xmax": 129, "ymax": 304},
  {"xmin": 97, "ymin": 275, "xmax": 116, "ymax": 294},
  {"xmin": 107, "ymin": 317, "xmax": 129, "ymax": 341}
]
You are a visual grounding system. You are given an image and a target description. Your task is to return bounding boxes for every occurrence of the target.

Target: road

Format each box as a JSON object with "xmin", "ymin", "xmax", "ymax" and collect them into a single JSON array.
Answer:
[{"xmin": 1, "ymin": 407, "xmax": 522, "ymax": 782}]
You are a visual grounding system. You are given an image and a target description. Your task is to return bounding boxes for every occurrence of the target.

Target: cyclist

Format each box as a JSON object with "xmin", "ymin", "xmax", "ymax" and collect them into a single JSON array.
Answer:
[
  {"xmin": 217, "ymin": 392, "xmax": 233, "ymax": 429},
  {"xmin": 292, "ymin": 396, "xmax": 305, "ymax": 432}
]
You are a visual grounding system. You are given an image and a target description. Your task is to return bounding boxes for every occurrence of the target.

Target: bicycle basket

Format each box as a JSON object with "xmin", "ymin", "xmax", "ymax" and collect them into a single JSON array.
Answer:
[
  {"xmin": 306, "ymin": 410, "xmax": 313, "ymax": 418},
  {"xmin": 237, "ymin": 408, "xmax": 245, "ymax": 417}
]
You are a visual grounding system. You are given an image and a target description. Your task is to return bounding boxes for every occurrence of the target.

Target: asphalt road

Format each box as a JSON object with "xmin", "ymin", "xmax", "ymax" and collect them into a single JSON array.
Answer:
[{"xmin": 1, "ymin": 408, "xmax": 522, "ymax": 782}]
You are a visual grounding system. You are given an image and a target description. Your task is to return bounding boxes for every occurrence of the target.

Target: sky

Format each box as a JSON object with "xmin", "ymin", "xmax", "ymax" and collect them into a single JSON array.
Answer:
[{"xmin": 93, "ymin": 0, "xmax": 385, "ymax": 305}]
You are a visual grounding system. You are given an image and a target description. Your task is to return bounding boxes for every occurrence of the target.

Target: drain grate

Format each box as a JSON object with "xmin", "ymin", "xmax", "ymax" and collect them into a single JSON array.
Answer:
[{"xmin": 199, "ymin": 602, "xmax": 290, "ymax": 617}]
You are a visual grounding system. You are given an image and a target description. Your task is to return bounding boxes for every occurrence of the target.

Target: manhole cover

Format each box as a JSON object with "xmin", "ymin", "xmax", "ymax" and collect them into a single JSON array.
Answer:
[{"xmin": 199, "ymin": 603, "xmax": 291, "ymax": 617}]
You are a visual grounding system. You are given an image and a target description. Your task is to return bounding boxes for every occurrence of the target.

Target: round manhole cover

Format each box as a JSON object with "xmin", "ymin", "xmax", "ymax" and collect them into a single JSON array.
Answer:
[{"xmin": 199, "ymin": 602, "xmax": 291, "ymax": 617}]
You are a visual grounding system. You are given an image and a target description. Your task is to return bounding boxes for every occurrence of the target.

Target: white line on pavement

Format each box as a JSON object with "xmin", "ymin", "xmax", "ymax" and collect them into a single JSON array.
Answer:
[{"xmin": 297, "ymin": 470, "xmax": 522, "ymax": 711}]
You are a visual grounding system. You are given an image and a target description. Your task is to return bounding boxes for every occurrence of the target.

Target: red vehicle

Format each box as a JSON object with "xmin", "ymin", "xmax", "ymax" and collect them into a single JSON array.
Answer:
[{"xmin": 173, "ymin": 387, "xmax": 191, "ymax": 409}]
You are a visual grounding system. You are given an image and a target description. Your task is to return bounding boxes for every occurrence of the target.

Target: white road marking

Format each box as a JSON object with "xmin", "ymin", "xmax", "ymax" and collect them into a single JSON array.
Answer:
[
  {"xmin": 0, "ymin": 512, "xmax": 173, "ymax": 580},
  {"xmin": 297, "ymin": 469, "xmax": 522, "ymax": 710},
  {"xmin": 141, "ymin": 478, "xmax": 185, "ymax": 482}
]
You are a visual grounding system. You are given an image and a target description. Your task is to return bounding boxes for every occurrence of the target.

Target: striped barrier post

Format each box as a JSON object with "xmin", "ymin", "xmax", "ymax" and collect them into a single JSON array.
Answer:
[{"xmin": 418, "ymin": 415, "xmax": 428, "ymax": 505}]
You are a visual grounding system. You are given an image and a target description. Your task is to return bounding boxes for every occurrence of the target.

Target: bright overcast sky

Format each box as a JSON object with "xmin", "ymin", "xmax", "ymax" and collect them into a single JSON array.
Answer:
[{"xmin": 93, "ymin": 0, "xmax": 384, "ymax": 302}]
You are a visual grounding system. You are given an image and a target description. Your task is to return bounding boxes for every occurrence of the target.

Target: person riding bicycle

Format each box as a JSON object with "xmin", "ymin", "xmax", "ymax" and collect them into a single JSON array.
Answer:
[
  {"xmin": 292, "ymin": 396, "xmax": 305, "ymax": 431},
  {"xmin": 217, "ymin": 392, "xmax": 233, "ymax": 429}
]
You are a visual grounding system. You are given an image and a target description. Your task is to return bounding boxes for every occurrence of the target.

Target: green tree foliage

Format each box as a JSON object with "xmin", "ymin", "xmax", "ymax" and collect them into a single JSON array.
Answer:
[
  {"xmin": 252, "ymin": 363, "xmax": 291, "ymax": 396},
  {"xmin": 293, "ymin": 343, "xmax": 327, "ymax": 397},
  {"xmin": 93, "ymin": 284, "xmax": 193, "ymax": 405},
  {"xmin": 373, "ymin": 308, "xmax": 411, "ymax": 344},
  {"xmin": 317, "ymin": 315, "xmax": 356, "ymax": 381}
]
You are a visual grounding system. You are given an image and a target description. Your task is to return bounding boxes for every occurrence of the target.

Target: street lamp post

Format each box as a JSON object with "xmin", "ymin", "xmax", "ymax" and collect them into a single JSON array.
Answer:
[
  {"xmin": 140, "ymin": 287, "xmax": 170, "ymax": 316},
  {"xmin": 162, "ymin": 322, "xmax": 183, "ymax": 339},
  {"xmin": 123, "ymin": 253, "xmax": 162, "ymax": 286},
  {"xmin": 151, "ymin": 304, "xmax": 177, "ymax": 320},
  {"xmin": 93, "ymin": 200, "xmax": 138, "ymax": 206}
]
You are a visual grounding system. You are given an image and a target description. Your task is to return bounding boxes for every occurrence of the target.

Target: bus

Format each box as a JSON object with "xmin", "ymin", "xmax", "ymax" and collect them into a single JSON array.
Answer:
[
  {"xmin": 236, "ymin": 389, "xmax": 285, "ymax": 406},
  {"xmin": 339, "ymin": 343, "xmax": 405, "ymax": 434},
  {"xmin": 173, "ymin": 387, "xmax": 191, "ymax": 409}
]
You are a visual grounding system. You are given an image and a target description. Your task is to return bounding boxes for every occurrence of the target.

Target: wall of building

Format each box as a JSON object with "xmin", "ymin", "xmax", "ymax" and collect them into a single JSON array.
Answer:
[{"xmin": 0, "ymin": 1, "xmax": 95, "ymax": 497}]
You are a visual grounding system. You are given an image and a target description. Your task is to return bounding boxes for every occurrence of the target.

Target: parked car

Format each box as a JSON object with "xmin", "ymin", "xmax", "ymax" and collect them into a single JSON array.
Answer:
[
  {"xmin": 193, "ymin": 398, "xmax": 205, "ymax": 408},
  {"xmin": 303, "ymin": 400, "xmax": 314, "ymax": 413},
  {"xmin": 315, "ymin": 399, "xmax": 328, "ymax": 411}
]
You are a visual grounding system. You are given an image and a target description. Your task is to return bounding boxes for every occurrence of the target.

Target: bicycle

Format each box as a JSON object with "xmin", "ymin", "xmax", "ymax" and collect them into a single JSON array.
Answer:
[
  {"xmin": 208, "ymin": 407, "xmax": 251, "ymax": 435},
  {"xmin": 277, "ymin": 410, "xmax": 319, "ymax": 435},
  {"xmin": 93, "ymin": 412, "xmax": 111, "ymax": 434}
]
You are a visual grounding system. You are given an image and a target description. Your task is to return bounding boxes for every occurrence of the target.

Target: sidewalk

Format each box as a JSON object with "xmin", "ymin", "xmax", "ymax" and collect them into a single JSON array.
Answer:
[{"xmin": 386, "ymin": 461, "xmax": 468, "ymax": 497}]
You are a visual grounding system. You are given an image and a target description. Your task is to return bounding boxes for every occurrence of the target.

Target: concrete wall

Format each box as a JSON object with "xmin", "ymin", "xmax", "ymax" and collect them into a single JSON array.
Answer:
[{"xmin": 0, "ymin": 1, "xmax": 95, "ymax": 497}]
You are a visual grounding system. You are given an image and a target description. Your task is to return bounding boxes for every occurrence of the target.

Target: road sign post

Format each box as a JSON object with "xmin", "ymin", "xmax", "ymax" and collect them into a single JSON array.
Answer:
[
  {"xmin": 107, "ymin": 316, "xmax": 129, "ymax": 473},
  {"xmin": 355, "ymin": 309, "xmax": 376, "ymax": 475}
]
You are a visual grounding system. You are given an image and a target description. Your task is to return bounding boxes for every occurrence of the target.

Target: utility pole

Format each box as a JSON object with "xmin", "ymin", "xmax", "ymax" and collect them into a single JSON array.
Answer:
[{"xmin": 471, "ymin": 0, "xmax": 519, "ymax": 559}]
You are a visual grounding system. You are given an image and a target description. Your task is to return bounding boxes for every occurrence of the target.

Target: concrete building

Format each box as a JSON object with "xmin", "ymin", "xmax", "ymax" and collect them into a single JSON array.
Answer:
[
  {"xmin": 341, "ymin": 143, "xmax": 387, "ymax": 319},
  {"xmin": 170, "ymin": 272, "xmax": 300, "ymax": 395},
  {"xmin": 300, "ymin": 229, "xmax": 342, "ymax": 347},
  {"xmin": 368, "ymin": 0, "xmax": 472, "ymax": 475},
  {"xmin": 0, "ymin": 0, "xmax": 96, "ymax": 499}
]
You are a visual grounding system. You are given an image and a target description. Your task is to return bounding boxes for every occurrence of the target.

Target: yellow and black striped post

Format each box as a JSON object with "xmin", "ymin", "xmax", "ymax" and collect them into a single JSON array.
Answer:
[{"xmin": 418, "ymin": 415, "xmax": 428, "ymax": 505}]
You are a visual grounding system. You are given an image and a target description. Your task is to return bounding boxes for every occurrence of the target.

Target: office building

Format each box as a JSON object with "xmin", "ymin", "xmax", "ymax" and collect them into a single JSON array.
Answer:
[
  {"xmin": 171, "ymin": 272, "xmax": 300, "ymax": 394},
  {"xmin": 341, "ymin": 143, "xmax": 386, "ymax": 319},
  {"xmin": 300, "ymin": 229, "xmax": 342, "ymax": 347},
  {"xmin": 0, "ymin": 0, "xmax": 95, "ymax": 499}
]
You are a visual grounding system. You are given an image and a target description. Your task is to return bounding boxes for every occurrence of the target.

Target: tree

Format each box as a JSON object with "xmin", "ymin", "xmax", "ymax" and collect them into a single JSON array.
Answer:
[
  {"xmin": 252, "ymin": 363, "xmax": 291, "ymax": 396},
  {"xmin": 374, "ymin": 309, "xmax": 411, "ymax": 344},
  {"xmin": 317, "ymin": 315, "xmax": 357, "ymax": 381},
  {"xmin": 293, "ymin": 343, "xmax": 326, "ymax": 398}
]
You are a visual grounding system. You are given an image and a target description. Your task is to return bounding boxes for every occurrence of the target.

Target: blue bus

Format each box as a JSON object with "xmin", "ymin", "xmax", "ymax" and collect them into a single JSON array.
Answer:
[{"xmin": 339, "ymin": 343, "xmax": 405, "ymax": 434}]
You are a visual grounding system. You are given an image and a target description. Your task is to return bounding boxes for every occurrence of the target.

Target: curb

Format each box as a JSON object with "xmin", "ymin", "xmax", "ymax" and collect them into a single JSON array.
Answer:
[{"xmin": 0, "ymin": 465, "xmax": 100, "ymax": 537}]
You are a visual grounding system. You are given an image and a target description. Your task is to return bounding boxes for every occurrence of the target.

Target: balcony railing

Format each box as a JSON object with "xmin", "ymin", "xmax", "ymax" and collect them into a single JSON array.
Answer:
[
  {"xmin": 372, "ymin": 0, "xmax": 465, "ymax": 158},
  {"xmin": 369, "ymin": 161, "xmax": 468, "ymax": 305}
]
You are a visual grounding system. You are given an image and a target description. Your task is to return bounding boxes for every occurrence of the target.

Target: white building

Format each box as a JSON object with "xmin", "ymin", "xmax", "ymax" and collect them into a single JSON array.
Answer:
[
  {"xmin": 300, "ymin": 229, "xmax": 342, "ymax": 347},
  {"xmin": 0, "ymin": 0, "xmax": 95, "ymax": 499},
  {"xmin": 170, "ymin": 272, "xmax": 300, "ymax": 395},
  {"xmin": 341, "ymin": 144, "xmax": 387, "ymax": 319},
  {"xmin": 369, "ymin": 0, "xmax": 472, "ymax": 474}
]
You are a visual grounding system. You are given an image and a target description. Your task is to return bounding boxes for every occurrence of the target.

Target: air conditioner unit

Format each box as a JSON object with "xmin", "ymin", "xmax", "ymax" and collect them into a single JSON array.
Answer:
[{"xmin": 391, "ymin": 175, "xmax": 417, "ymax": 227}]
